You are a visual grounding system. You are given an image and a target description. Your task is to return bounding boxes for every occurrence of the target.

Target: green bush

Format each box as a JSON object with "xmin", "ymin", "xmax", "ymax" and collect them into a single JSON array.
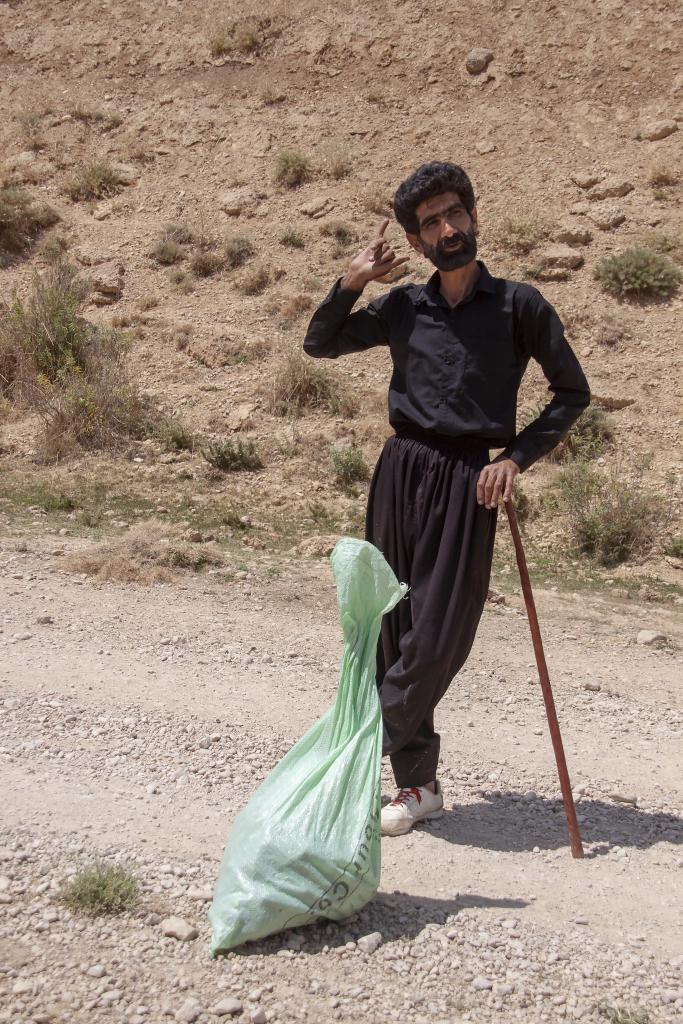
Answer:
[
  {"xmin": 555, "ymin": 463, "xmax": 665, "ymax": 567},
  {"xmin": 225, "ymin": 234, "xmax": 255, "ymax": 269},
  {"xmin": 59, "ymin": 861, "xmax": 138, "ymax": 916},
  {"xmin": 0, "ymin": 264, "xmax": 146, "ymax": 455},
  {"xmin": 0, "ymin": 186, "xmax": 58, "ymax": 256},
  {"xmin": 66, "ymin": 162, "xmax": 126, "ymax": 201},
  {"xmin": 280, "ymin": 227, "xmax": 305, "ymax": 249},
  {"xmin": 665, "ymin": 536, "xmax": 683, "ymax": 559},
  {"xmin": 202, "ymin": 438, "xmax": 263, "ymax": 472},
  {"xmin": 550, "ymin": 405, "xmax": 612, "ymax": 462},
  {"xmin": 594, "ymin": 247, "xmax": 681, "ymax": 300},
  {"xmin": 331, "ymin": 444, "xmax": 370, "ymax": 488},
  {"xmin": 275, "ymin": 150, "xmax": 312, "ymax": 188},
  {"xmin": 152, "ymin": 237, "xmax": 184, "ymax": 265},
  {"xmin": 268, "ymin": 351, "xmax": 358, "ymax": 418},
  {"xmin": 153, "ymin": 418, "xmax": 195, "ymax": 451}
]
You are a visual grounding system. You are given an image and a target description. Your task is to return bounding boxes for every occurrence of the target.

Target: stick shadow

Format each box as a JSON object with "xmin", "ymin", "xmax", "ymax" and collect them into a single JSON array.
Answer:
[{"xmin": 419, "ymin": 792, "xmax": 682, "ymax": 855}]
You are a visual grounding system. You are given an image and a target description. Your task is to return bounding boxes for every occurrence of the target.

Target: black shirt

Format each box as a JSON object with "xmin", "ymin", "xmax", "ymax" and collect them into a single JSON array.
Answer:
[{"xmin": 302, "ymin": 261, "xmax": 590, "ymax": 472}]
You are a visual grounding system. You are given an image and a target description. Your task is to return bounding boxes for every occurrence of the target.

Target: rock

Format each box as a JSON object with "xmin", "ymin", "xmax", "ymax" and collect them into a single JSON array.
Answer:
[
  {"xmin": 212, "ymin": 998, "xmax": 244, "ymax": 1017},
  {"xmin": 296, "ymin": 535, "xmax": 338, "ymax": 558},
  {"xmin": 86, "ymin": 964, "xmax": 106, "ymax": 978},
  {"xmin": 357, "ymin": 931, "xmax": 383, "ymax": 954},
  {"xmin": 570, "ymin": 170, "xmax": 604, "ymax": 189},
  {"xmin": 586, "ymin": 178, "xmax": 634, "ymax": 201},
  {"xmin": 93, "ymin": 202, "xmax": 114, "ymax": 221},
  {"xmin": 14, "ymin": 632, "xmax": 33, "ymax": 641},
  {"xmin": 476, "ymin": 139, "xmax": 496, "ymax": 154},
  {"xmin": 250, "ymin": 1011, "xmax": 267, "ymax": 1024},
  {"xmin": 91, "ymin": 263, "xmax": 124, "ymax": 305},
  {"xmin": 37, "ymin": 615, "xmax": 54, "ymax": 625},
  {"xmin": 472, "ymin": 976, "xmax": 493, "ymax": 990},
  {"xmin": 637, "ymin": 629, "xmax": 666, "ymax": 645},
  {"xmin": 554, "ymin": 223, "xmax": 593, "ymax": 246},
  {"xmin": 226, "ymin": 402, "xmax": 257, "ymax": 431},
  {"xmin": 176, "ymin": 998, "xmax": 202, "ymax": 1023},
  {"xmin": 299, "ymin": 196, "xmax": 331, "ymax": 218},
  {"xmin": 539, "ymin": 244, "xmax": 584, "ymax": 270},
  {"xmin": 583, "ymin": 681, "xmax": 601, "ymax": 692},
  {"xmin": 588, "ymin": 205, "xmax": 626, "ymax": 230},
  {"xmin": 608, "ymin": 791, "xmax": 637, "ymax": 806},
  {"xmin": 466, "ymin": 48, "xmax": 493, "ymax": 74},
  {"xmin": 639, "ymin": 119, "xmax": 677, "ymax": 142},
  {"xmin": 218, "ymin": 186, "xmax": 258, "ymax": 217},
  {"xmin": 188, "ymin": 885, "xmax": 213, "ymax": 902},
  {"xmin": 160, "ymin": 916, "xmax": 198, "ymax": 941}
]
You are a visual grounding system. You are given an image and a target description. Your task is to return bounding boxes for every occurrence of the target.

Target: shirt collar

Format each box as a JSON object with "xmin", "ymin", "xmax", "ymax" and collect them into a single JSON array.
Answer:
[{"xmin": 416, "ymin": 260, "xmax": 496, "ymax": 308}]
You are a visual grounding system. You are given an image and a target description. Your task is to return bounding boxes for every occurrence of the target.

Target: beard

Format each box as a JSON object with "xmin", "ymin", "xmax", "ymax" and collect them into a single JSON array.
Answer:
[{"xmin": 421, "ymin": 228, "xmax": 478, "ymax": 271}]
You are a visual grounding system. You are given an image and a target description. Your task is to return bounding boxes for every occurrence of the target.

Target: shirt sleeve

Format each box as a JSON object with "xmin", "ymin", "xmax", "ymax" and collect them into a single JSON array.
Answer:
[
  {"xmin": 303, "ymin": 278, "xmax": 390, "ymax": 359},
  {"xmin": 503, "ymin": 287, "xmax": 591, "ymax": 472}
]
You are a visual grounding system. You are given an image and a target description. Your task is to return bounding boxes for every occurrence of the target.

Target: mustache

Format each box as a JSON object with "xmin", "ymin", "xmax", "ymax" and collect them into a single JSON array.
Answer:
[{"xmin": 436, "ymin": 231, "xmax": 472, "ymax": 253}]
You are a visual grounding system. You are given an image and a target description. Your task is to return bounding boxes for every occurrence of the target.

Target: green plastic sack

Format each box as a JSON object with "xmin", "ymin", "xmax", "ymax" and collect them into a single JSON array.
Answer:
[{"xmin": 209, "ymin": 537, "xmax": 407, "ymax": 954}]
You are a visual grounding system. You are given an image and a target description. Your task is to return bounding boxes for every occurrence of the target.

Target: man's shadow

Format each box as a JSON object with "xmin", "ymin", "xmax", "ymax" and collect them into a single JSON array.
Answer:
[
  {"xmin": 232, "ymin": 890, "xmax": 529, "ymax": 957},
  {"xmin": 420, "ymin": 792, "xmax": 682, "ymax": 855}
]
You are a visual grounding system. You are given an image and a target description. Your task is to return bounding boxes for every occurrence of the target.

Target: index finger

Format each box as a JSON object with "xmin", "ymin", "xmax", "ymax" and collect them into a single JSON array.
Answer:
[{"xmin": 374, "ymin": 218, "xmax": 390, "ymax": 240}]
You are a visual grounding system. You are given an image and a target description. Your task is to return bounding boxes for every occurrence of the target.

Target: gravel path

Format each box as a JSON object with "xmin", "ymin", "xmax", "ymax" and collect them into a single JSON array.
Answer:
[{"xmin": 1, "ymin": 540, "xmax": 682, "ymax": 1023}]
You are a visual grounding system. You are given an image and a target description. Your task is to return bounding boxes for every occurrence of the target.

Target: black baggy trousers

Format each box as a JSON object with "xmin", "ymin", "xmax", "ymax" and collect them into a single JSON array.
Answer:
[{"xmin": 365, "ymin": 431, "xmax": 497, "ymax": 789}]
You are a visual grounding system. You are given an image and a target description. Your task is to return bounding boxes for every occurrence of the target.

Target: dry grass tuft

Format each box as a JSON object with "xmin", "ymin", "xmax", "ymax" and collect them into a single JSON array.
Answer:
[
  {"xmin": 267, "ymin": 350, "xmax": 358, "ymax": 418},
  {"xmin": 646, "ymin": 164, "xmax": 679, "ymax": 188},
  {"xmin": 66, "ymin": 162, "xmax": 127, "ymax": 202},
  {"xmin": 275, "ymin": 150, "xmax": 312, "ymax": 188},
  {"xmin": 64, "ymin": 521, "xmax": 223, "ymax": 584},
  {"xmin": 279, "ymin": 227, "xmax": 305, "ymax": 249},
  {"xmin": 209, "ymin": 16, "xmax": 272, "ymax": 57},
  {"xmin": 224, "ymin": 234, "xmax": 255, "ymax": 269},
  {"xmin": 490, "ymin": 216, "xmax": 549, "ymax": 255},
  {"xmin": 0, "ymin": 186, "xmax": 59, "ymax": 257},
  {"xmin": 281, "ymin": 294, "xmax": 314, "ymax": 320},
  {"xmin": 59, "ymin": 862, "xmax": 138, "ymax": 917},
  {"xmin": 238, "ymin": 265, "xmax": 270, "ymax": 295}
]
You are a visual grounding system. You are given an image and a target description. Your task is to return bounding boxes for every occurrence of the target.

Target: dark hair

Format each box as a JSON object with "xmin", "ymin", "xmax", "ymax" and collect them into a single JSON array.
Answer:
[{"xmin": 392, "ymin": 162, "xmax": 476, "ymax": 234}]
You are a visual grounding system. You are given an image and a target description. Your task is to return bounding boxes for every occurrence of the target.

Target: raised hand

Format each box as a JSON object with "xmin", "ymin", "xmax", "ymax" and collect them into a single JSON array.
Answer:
[{"xmin": 341, "ymin": 219, "xmax": 409, "ymax": 292}]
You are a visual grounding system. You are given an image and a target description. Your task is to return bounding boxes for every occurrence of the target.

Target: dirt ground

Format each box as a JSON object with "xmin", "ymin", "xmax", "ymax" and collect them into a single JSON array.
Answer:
[{"xmin": 1, "ymin": 536, "xmax": 682, "ymax": 1023}]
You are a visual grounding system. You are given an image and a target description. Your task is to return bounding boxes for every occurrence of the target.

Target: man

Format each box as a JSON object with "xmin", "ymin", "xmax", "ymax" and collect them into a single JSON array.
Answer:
[{"xmin": 303, "ymin": 162, "xmax": 590, "ymax": 836}]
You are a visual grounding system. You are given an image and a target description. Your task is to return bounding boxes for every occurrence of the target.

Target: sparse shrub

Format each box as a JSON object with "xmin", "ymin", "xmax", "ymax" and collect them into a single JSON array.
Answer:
[
  {"xmin": 66, "ymin": 162, "xmax": 126, "ymax": 201},
  {"xmin": 307, "ymin": 499, "xmax": 337, "ymax": 529},
  {"xmin": 280, "ymin": 227, "xmax": 305, "ymax": 249},
  {"xmin": 492, "ymin": 216, "xmax": 548, "ymax": 255},
  {"xmin": 275, "ymin": 150, "xmax": 312, "ymax": 188},
  {"xmin": 168, "ymin": 268, "xmax": 196, "ymax": 293},
  {"xmin": 137, "ymin": 294, "xmax": 159, "ymax": 311},
  {"xmin": 647, "ymin": 164, "xmax": 679, "ymax": 187},
  {"xmin": 282, "ymin": 294, "xmax": 314, "ymax": 319},
  {"xmin": 330, "ymin": 444, "xmax": 369, "ymax": 488},
  {"xmin": 268, "ymin": 350, "xmax": 358, "ymax": 418},
  {"xmin": 639, "ymin": 231, "xmax": 683, "ymax": 264},
  {"xmin": 550, "ymin": 405, "xmax": 612, "ymax": 462},
  {"xmin": 153, "ymin": 417, "xmax": 195, "ymax": 451},
  {"xmin": 555, "ymin": 462, "xmax": 666, "ymax": 566},
  {"xmin": 64, "ymin": 520, "xmax": 223, "ymax": 582},
  {"xmin": 217, "ymin": 336, "xmax": 271, "ymax": 365},
  {"xmin": 323, "ymin": 146, "xmax": 352, "ymax": 180},
  {"xmin": 665, "ymin": 536, "xmax": 683, "ymax": 559},
  {"xmin": 0, "ymin": 186, "xmax": 59, "ymax": 256},
  {"xmin": 59, "ymin": 861, "xmax": 138, "ymax": 916},
  {"xmin": 597, "ymin": 1003, "xmax": 650, "ymax": 1024},
  {"xmin": 320, "ymin": 221, "xmax": 357, "ymax": 247},
  {"xmin": 37, "ymin": 233, "xmax": 69, "ymax": 263},
  {"xmin": 17, "ymin": 111, "xmax": 47, "ymax": 151},
  {"xmin": 191, "ymin": 248, "xmax": 225, "ymax": 278},
  {"xmin": 202, "ymin": 437, "xmax": 263, "ymax": 472},
  {"xmin": 594, "ymin": 247, "xmax": 681, "ymax": 300},
  {"xmin": 261, "ymin": 87, "xmax": 286, "ymax": 106},
  {"xmin": 239, "ymin": 265, "xmax": 270, "ymax": 295},
  {"xmin": 364, "ymin": 189, "xmax": 392, "ymax": 216},
  {"xmin": 0, "ymin": 263, "xmax": 146, "ymax": 454},
  {"xmin": 367, "ymin": 90, "xmax": 385, "ymax": 104},
  {"xmin": 511, "ymin": 479, "xmax": 534, "ymax": 524},
  {"xmin": 225, "ymin": 234, "xmax": 255, "ymax": 269},
  {"xmin": 162, "ymin": 223, "xmax": 194, "ymax": 245},
  {"xmin": 209, "ymin": 16, "xmax": 271, "ymax": 57},
  {"xmin": 152, "ymin": 237, "xmax": 183, "ymax": 265},
  {"xmin": 594, "ymin": 316, "xmax": 630, "ymax": 348},
  {"xmin": 70, "ymin": 107, "xmax": 122, "ymax": 130}
]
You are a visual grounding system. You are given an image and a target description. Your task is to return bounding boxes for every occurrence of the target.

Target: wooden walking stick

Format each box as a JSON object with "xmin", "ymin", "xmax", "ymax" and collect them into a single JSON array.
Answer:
[{"xmin": 504, "ymin": 499, "xmax": 584, "ymax": 859}]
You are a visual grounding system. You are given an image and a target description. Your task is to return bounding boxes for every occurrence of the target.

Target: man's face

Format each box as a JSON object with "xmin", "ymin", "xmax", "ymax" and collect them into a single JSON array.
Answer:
[{"xmin": 407, "ymin": 191, "xmax": 478, "ymax": 271}]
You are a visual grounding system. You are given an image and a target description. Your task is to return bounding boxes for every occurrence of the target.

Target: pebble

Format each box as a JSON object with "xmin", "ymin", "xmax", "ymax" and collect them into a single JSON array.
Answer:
[
  {"xmin": 250, "ymin": 1011, "xmax": 267, "ymax": 1024},
  {"xmin": 608, "ymin": 791, "xmax": 638, "ymax": 806},
  {"xmin": 176, "ymin": 997, "xmax": 202, "ymax": 1023},
  {"xmin": 37, "ymin": 615, "xmax": 54, "ymax": 625},
  {"xmin": 640, "ymin": 119, "xmax": 677, "ymax": 141},
  {"xmin": 586, "ymin": 177, "xmax": 634, "ymax": 201},
  {"xmin": 637, "ymin": 629, "xmax": 666, "ymax": 646},
  {"xmin": 465, "ymin": 48, "xmax": 493, "ymax": 74},
  {"xmin": 160, "ymin": 917, "xmax": 198, "ymax": 942},
  {"xmin": 212, "ymin": 997, "xmax": 243, "ymax": 1017},
  {"xmin": 86, "ymin": 964, "xmax": 107, "ymax": 978},
  {"xmin": 473, "ymin": 976, "xmax": 494, "ymax": 990},
  {"xmin": 588, "ymin": 205, "xmax": 626, "ymax": 230},
  {"xmin": 357, "ymin": 931, "xmax": 383, "ymax": 954},
  {"xmin": 570, "ymin": 170, "xmax": 603, "ymax": 189}
]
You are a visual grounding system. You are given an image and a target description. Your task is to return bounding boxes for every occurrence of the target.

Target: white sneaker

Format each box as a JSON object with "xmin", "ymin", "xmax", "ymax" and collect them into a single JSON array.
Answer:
[{"xmin": 381, "ymin": 782, "xmax": 444, "ymax": 836}]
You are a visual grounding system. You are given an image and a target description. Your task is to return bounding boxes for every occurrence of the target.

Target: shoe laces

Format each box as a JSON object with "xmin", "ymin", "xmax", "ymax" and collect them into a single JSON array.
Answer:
[{"xmin": 390, "ymin": 787, "xmax": 422, "ymax": 807}]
